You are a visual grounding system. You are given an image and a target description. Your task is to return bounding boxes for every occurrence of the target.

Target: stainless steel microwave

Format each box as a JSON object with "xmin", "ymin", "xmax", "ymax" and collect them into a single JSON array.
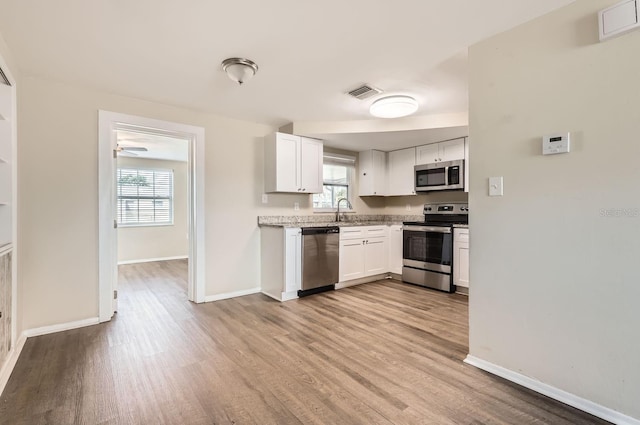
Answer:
[{"xmin": 414, "ymin": 159, "xmax": 464, "ymax": 192}]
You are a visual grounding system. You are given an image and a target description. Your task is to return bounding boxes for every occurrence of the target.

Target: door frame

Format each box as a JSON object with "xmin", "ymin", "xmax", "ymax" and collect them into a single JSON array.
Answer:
[{"xmin": 98, "ymin": 111, "xmax": 206, "ymax": 322}]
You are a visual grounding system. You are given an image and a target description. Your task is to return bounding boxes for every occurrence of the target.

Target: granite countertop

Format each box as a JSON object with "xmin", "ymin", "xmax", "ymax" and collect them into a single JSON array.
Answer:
[{"xmin": 258, "ymin": 214, "xmax": 422, "ymax": 228}]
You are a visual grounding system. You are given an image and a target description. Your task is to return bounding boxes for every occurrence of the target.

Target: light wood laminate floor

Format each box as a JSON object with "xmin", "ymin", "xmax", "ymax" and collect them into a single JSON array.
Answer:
[{"xmin": 0, "ymin": 260, "xmax": 609, "ymax": 424}]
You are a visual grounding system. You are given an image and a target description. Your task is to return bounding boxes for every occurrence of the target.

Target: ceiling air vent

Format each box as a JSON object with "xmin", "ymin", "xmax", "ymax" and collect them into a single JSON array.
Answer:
[
  {"xmin": 347, "ymin": 84, "xmax": 382, "ymax": 100},
  {"xmin": 0, "ymin": 67, "xmax": 10, "ymax": 86}
]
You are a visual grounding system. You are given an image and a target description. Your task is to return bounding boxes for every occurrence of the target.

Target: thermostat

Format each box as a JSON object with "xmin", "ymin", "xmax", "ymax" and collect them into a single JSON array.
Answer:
[{"xmin": 543, "ymin": 132, "xmax": 570, "ymax": 155}]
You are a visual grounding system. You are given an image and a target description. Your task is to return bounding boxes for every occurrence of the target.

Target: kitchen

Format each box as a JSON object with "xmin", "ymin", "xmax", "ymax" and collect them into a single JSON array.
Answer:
[{"xmin": 258, "ymin": 131, "xmax": 471, "ymax": 301}]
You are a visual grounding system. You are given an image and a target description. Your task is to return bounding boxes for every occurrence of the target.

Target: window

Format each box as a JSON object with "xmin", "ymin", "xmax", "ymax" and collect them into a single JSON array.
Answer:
[
  {"xmin": 117, "ymin": 168, "xmax": 174, "ymax": 226},
  {"xmin": 313, "ymin": 153, "xmax": 355, "ymax": 210}
]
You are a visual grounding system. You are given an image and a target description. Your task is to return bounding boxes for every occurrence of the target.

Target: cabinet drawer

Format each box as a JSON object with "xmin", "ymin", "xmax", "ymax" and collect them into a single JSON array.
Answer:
[
  {"xmin": 340, "ymin": 227, "xmax": 365, "ymax": 240},
  {"xmin": 364, "ymin": 226, "xmax": 388, "ymax": 238},
  {"xmin": 454, "ymin": 229, "xmax": 469, "ymax": 243}
]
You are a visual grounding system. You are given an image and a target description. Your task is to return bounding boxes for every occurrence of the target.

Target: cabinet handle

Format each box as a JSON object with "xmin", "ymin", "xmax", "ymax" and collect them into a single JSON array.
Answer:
[{"xmin": 363, "ymin": 172, "xmax": 367, "ymax": 176}]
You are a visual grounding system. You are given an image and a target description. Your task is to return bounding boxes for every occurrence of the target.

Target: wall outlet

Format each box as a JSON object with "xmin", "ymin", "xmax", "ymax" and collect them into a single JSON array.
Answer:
[
  {"xmin": 294, "ymin": 202, "xmax": 299, "ymax": 211},
  {"xmin": 406, "ymin": 204, "xmax": 411, "ymax": 211},
  {"xmin": 261, "ymin": 194, "xmax": 268, "ymax": 204}
]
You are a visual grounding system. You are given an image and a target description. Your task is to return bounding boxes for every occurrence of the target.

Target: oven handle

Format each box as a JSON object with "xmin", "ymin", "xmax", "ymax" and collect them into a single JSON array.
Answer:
[{"xmin": 403, "ymin": 225, "xmax": 452, "ymax": 234}]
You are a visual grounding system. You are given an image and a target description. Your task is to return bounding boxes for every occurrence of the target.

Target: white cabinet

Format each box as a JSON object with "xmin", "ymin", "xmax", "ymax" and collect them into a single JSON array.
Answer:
[
  {"xmin": 416, "ymin": 138, "xmax": 465, "ymax": 165},
  {"xmin": 388, "ymin": 225, "xmax": 403, "ymax": 275},
  {"xmin": 261, "ymin": 227, "xmax": 302, "ymax": 301},
  {"xmin": 339, "ymin": 239, "xmax": 366, "ymax": 281},
  {"xmin": 0, "ymin": 81, "xmax": 14, "ymax": 248},
  {"xmin": 264, "ymin": 132, "xmax": 323, "ymax": 194},
  {"xmin": 453, "ymin": 228, "xmax": 469, "ymax": 289},
  {"xmin": 364, "ymin": 237, "xmax": 388, "ymax": 276},
  {"xmin": 359, "ymin": 150, "xmax": 387, "ymax": 196},
  {"xmin": 464, "ymin": 137, "xmax": 469, "ymax": 193},
  {"xmin": 339, "ymin": 226, "xmax": 388, "ymax": 282},
  {"xmin": 387, "ymin": 148, "xmax": 416, "ymax": 196}
]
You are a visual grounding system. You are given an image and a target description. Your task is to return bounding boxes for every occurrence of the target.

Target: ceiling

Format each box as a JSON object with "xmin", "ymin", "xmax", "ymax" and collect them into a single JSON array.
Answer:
[{"xmin": 0, "ymin": 0, "xmax": 574, "ymax": 150}]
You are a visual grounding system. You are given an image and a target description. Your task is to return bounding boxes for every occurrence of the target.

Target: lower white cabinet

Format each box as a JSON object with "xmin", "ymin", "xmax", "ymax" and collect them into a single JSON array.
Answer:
[
  {"xmin": 339, "ymin": 226, "xmax": 388, "ymax": 282},
  {"xmin": 261, "ymin": 227, "xmax": 301, "ymax": 301},
  {"xmin": 388, "ymin": 225, "xmax": 403, "ymax": 275},
  {"xmin": 453, "ymin": 228, "xmax": 469, "ymax": 289}
]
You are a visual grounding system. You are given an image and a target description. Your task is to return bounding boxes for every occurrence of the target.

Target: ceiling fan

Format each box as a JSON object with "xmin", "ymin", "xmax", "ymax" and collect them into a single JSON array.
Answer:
[{"xmin": 115, "ymin": 144, "xmax": 148, "ymax": 156}]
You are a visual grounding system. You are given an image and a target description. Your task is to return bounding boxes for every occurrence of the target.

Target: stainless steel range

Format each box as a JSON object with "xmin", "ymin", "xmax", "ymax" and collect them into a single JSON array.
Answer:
[{"xmin": 402, "ymin": 203, "xmax": 469, "ymax": 292}]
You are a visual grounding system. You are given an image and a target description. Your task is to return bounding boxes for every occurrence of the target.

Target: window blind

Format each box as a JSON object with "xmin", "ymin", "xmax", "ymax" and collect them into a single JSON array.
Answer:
[{"xmin": 117, "ymin": 168, "xmax": 174, "ymax": 225}]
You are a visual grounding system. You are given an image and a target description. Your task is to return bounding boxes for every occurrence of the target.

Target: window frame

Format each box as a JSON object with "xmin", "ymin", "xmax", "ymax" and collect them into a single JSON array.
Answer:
[
  {"xmin": 116, "ymin": 167, "xmax": 175, "ymax": 227},
  {"xmin": 313, "ymin": 153, "xmax": 356, "ymax": 213}
]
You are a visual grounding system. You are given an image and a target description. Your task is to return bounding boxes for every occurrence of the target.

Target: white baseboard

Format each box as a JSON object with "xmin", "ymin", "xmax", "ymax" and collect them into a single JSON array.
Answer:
[
  {"xmin": 23, "ymin": 317, "xmax": 100, "ymax": 338},
  {"xmin": 0, "ymin": 333, "xmax": 27, "ymax": 397},
  {"xmin": 204, "ymin": 287, "xmax": 261, "ymax": 303},
  {"xmin": 118, "ymin": 255, "xmax": 188, "ymax": 265},
  {"xmin": 464, "ymin": 355, "xmax": 640, "ymax": 425}
]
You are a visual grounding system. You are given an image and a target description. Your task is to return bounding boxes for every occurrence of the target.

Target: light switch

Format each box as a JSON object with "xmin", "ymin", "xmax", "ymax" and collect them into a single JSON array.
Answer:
[
  {"xmin": 262, "ymin": 194, "xmax": 268, "ymax": 204},
  {"xmin": 489, "ymin": 177, "xmax": 504, "ymax": 197}
]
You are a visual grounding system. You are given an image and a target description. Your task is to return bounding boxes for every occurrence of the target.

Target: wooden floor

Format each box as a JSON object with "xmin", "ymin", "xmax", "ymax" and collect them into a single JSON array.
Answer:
[{"xmin": 0, "ymin": 260, "xmax": 609, "ymax": 425}]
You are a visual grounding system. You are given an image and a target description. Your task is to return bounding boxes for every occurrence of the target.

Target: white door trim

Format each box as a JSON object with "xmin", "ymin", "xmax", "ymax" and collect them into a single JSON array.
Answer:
[{"xmin": 98, "ymin": 111, "xmax": 206, "ymax": 322}]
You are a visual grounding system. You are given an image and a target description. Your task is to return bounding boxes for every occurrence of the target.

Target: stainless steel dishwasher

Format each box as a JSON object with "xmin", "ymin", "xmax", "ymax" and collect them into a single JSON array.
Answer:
[{"xmin": 298, "ymin": 226, "xmax": 340, "ymax": 297}]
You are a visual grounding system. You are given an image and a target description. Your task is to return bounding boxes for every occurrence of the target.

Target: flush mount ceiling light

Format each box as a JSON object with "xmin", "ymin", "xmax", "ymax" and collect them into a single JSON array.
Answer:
[
  {"xmin": 221, "ymin": 58, "xmax": 258, "ymax": 85},
  {"xmin": 369, "ymin": 95, "xmax": 419, "ymax": 118}
]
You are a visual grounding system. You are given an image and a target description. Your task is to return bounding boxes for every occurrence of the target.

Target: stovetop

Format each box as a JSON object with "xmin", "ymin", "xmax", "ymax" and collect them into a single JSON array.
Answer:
[{"xmin": 403, "ymin": 202, "xmax": 469, "ymax": 227}]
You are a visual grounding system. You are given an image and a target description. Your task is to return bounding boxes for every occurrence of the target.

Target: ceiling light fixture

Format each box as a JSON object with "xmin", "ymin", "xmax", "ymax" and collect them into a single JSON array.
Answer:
[
  {"xmin": 369, "ymin": 95, "xmax": 419, "ymax": 118},
  {"xmin": 221, "ymin": 58, "xmax": 259, "ymax": 85}
]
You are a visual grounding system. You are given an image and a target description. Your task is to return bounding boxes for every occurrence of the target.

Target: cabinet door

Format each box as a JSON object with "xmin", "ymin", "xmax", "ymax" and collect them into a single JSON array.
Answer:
[
  {"xmin": 453, "ymin": 229, "xmax": 469, "ymax": 288},
  {"xmin": 415, "ymin": 143, "xmax": 440, "ymax": 165},
  {"xmin": 274, "ymin": 133, "xmax": 300, "ymax": 192},
  {"xmin": 388, "ymin": 225, "xmax": 403, "ymax": 275},
  {"xmin": 439, "ymin": 138, "xmax": 465, "ymax": 162},
  {"xmin": 453, "ymin": 242, "xmax": 469, "ymax": 288},
  {"xmin": 364, "ymin": 237, "xmax": 388, "ymax": 277},
  {"xmin": 359, "ymin": 150, "xmax": 386, "ymax": 196},
  {"xmin": 300, "ymin": 137, "xmax": 323, "ymax": 193},
  {"xmin": 339, "ymin": 240, "xmax": 365, "ymax": 282},
  {"xmin": 387, "ymin": 148, "xmax": 416, "ymax": 196},
  {"xmin": 284, "ymin": 228, "xmax": 302, "ymax": 293}
]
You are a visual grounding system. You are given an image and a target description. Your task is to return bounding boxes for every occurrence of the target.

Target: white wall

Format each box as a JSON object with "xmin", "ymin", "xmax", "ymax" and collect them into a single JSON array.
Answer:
[
  {"xmin": 116, "ymin": 157, "xmax": 188, "ymax": 263},
  {"xmin": 468, "ymin": 0, "xmax": 640, "ymax": 420}
]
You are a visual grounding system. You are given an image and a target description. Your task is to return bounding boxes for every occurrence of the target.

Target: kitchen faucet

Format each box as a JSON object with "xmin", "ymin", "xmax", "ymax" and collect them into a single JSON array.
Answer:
[{"xmin": 336, "ymin": 198, "xmax": 352, "ymax": 222}]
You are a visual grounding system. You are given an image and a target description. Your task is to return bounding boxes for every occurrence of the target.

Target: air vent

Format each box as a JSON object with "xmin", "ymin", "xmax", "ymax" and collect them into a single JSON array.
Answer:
[
  {"xmin": 347, "ymin": 84, "xmax": 382, "ymax": 100},
  {"xmin": 0, "ymin": 67, "xmax": 10, "ymax": 86}
]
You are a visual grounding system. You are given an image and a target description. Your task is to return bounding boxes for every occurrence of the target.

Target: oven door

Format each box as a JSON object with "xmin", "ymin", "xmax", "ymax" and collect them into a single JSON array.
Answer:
[{"xmin": 402, "ymin": 225, "xmax": 453, "ymax": 273}]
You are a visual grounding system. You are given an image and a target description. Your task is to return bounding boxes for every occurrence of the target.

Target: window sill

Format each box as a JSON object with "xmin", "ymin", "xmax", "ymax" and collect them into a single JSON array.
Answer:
[{"xmin": 118, "ymin": 223, "xmax": 174, "ymax": 228}]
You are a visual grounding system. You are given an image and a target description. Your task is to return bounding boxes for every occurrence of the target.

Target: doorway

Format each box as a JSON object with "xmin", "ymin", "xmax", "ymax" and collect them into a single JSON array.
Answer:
[{"xmin": 98, "ymin": 111, "xmax": 206, "ymax": 323}]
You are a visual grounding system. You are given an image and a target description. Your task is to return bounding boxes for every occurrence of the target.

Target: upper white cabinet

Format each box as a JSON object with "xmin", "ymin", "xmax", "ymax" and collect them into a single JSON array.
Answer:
[
  {"xmin": 359, "ymin": 150, "xmax": 387, "ymax": 196},
  {"xmin": 264, "ymin": 132, "xmax": 323, "ymax": 194},
  {"xmin": 387, "ymin": 147, "xmax": 416, "ymax": 196},
  {"xmin": 416, "ymin": 138, "xmax": 465, "ymax": 165}
]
